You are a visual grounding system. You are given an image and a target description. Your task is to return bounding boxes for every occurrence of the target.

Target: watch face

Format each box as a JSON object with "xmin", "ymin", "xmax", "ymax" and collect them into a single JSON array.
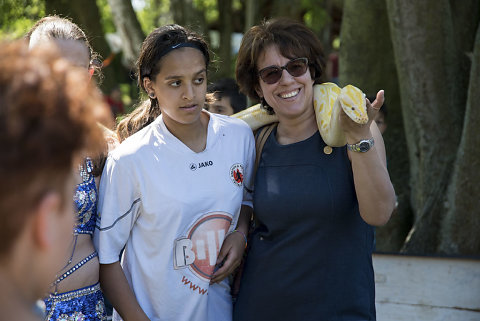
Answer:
[{"xmin": 359, "ymin": 141, "xmax": 370, "ymax": 152}]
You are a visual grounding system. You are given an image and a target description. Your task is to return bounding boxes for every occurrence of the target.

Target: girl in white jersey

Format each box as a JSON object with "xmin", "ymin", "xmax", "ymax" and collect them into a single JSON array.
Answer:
[{"xmin": 94, "ymin": 24, "xmax": 254, "ymax": 321}]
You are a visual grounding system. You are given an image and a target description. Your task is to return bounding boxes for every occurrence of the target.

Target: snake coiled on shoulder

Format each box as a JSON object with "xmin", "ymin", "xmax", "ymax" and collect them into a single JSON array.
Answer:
[{"xmin": 232, "ymin": 82, "xmax": 368, "ymax": 147}]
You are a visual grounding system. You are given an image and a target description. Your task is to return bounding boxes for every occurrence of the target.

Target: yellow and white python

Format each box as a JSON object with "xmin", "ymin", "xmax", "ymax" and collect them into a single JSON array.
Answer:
[{"xmin": 232, "ymin": 82, "xmax": 368, "ymax": 147}]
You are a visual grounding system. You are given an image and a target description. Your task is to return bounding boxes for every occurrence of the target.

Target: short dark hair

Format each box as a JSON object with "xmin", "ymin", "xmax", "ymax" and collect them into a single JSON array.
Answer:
[
  {"xmin": 208, "ymin": 78, "xmax": 247, "ymax": 113},
  {"xmin": 236, "ymin": 18, "xmax": 326, "ymax": 104}
]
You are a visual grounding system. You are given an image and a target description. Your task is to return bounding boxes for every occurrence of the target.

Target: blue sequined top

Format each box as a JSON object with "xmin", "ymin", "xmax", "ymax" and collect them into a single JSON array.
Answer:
[{"xmin": 73, "ymin": 158, "xmax": 97, "ymax": 235}]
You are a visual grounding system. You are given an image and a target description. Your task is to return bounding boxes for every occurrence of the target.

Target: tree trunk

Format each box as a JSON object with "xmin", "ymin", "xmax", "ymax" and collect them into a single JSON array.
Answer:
[
  {"xmin": 170, "ymin": 0, "xmax": 209, "ymax": 44},
  {"xmin": 71, "ymin": 0, "xmax": 129, "ymax": 92},
  {"xmin": 340, "ymin": 0, "xmax": 411, "ymax": 252},
  {"xmin": 171, "ymin": 0, "xmax": 191, "ymax": 26},
  {"xmin": 217, "ymin": 0, "xmax": 233, "ymax": 78},
  {"xmin": 440, "ymin": 23, "xmax": 480, "ymax": 255},
  {"xmin": 244, "ymin": 0, "xmax": 257, "ymax": 32},
  {"xmin": 386, "ymin": 0, "xmax": 464, "ymax": 254},
  {"xmin": 45, "ymin": 0, "xmax": 74, "ymax": 18},
  {"xmin": 449, "ymin": 0, "xmax": 480, "ymax": 120},
  {"xmin": 107, "ymin": 0, "xmax": 144, "ymax": 68},
  {"xmin": 45, "ymin": 0, "xmax": 129, "ymax": 92},
  {"xmin": 271, "ymin": 0, "xmax": 304, "ymax": 21},
  {"xmin": 319, "ymin": 0, "xmax": 334, "ymax": 55}
]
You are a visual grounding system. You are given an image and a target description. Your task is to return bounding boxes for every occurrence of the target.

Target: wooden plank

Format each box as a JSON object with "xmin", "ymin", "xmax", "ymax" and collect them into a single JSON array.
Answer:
[
  {"xmin": 376, "ymin": 302, "xmax": 480, "ymax": 321},
  {"xmin": 373, "ymin": 254, "xmax": 480, "ymax": 312}
]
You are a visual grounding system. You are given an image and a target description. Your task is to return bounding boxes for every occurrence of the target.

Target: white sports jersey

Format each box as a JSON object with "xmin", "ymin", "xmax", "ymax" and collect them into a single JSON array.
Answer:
[{"xmin": 94, "ymin": 112, "xmax": 254, "ymax": 321}]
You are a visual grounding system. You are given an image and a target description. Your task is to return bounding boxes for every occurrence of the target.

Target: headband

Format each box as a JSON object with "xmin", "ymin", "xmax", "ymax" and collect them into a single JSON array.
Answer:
[{"xmin": 158, "ymin": 42, "xmax": 206, "ymax": 61}]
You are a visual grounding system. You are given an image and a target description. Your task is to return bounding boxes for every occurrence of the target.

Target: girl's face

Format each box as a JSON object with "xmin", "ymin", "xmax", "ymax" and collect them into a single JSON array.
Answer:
[
  {"xmin": 145, "ymin": 47, "xmax": 207, "ymax": 130},
  {"xmin": 256, "ymin": 45, "xmax": 315, "ymax": 120}
]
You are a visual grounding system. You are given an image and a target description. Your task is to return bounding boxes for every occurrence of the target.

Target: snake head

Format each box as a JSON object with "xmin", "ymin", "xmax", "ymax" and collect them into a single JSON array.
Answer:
[{"xmin": 339, "ymin": 85, "xmax": 368, "ymax": 125}]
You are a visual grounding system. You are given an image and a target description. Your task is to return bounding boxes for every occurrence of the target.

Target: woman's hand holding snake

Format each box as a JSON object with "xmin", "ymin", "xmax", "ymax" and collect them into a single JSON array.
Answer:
[{"xmin": 340, "ymin": 89, "xmax": 384, "ymax": 145}]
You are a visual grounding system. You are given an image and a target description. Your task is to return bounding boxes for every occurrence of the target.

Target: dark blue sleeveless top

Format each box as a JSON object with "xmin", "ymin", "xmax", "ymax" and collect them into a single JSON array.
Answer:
[
  {"xmin": 73, "ymin": 158, "xmax": 98, "ymax": 235},
  {"xmin": 233, "ymin": 129, "xmax": 376, "ymax": 321}
]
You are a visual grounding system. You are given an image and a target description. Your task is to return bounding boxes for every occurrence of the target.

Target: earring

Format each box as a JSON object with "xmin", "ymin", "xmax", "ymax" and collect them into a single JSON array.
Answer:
[{"xmin": 148, "ymin": 92, "xmax": 155, "ymax": 99}]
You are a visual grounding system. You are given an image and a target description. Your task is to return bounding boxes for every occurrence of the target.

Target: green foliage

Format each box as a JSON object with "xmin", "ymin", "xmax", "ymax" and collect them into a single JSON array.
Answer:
[
  {"xmin": 96, "ymin": 0, "xmax": 115, "ymax": 33},
  {"xmin": 0, "ymin": 0, "xmax": 45, "ymax": 39},
  {"xmin": 193, "ymin": 0, "xmax": 217, "ymax": 24},
  {"xmin": 119, "ymin": 83, "xmax": 133, "ymax": 106},
  {"xmin": 134, "ymin": 0, "xmax": 218, "ymax": 35},
  {"xmin": 136, "ymin": 0, "xmax": 173, "ymax": 34},
  {"xmin": 232, "ymin": 0, "xmax": 242, "ymax": 11},
  {"xmin": 302, "ymin": 0, "xmax": 329, "ymax": 34}
]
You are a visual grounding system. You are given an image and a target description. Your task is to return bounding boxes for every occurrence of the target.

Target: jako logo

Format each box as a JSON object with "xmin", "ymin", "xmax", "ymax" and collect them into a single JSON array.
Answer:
[
  {"xmin": 199, "ymin": 161, "xmax": 213, "ymax": 168},
  {"xmin": 173, "ymin": 212, "xmax": 232, "ymax": 282},
  {"xmin": 190, "ymin": 161, "xmax": 213, "ymax": 171}
]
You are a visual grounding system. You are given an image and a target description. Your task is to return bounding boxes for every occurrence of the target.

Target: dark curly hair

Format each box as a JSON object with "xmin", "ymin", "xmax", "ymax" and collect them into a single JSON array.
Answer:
[
  {"xmin": 0, "ymin": 41, "xmax": 110, "ymax": 256},
  {"xmin": 236, "ymin": 18, "xmax": 327, "ymax": 113}
]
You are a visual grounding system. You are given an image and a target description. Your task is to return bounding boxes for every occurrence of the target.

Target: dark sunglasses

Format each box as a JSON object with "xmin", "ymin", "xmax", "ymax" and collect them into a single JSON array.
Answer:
[{"xmin": 258, "ymin": 57, "xmax": 309, "ymax": 84}]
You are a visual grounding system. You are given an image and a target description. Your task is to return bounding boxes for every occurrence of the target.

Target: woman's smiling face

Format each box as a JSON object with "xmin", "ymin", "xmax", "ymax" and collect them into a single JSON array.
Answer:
[{"xmin": 256, "ymin": 45, "xmax": 315, "ymax": 120}]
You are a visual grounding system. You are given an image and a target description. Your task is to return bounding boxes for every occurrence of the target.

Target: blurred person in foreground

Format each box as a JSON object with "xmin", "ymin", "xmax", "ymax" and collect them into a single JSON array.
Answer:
[
  {"xmin": 0, "ymin": 40, "xmax": 110, "ymax": 320},
  {"xmin": 206, "ymin": 78, "xmax": 247, "ymax": 116},
  {"xmin": 26, "ymin": 15, "xmax": 116, "ymax": 320}
]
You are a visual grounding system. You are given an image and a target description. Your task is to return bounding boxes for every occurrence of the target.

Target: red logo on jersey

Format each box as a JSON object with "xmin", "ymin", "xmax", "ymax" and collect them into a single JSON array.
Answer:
[
  {"xmin": 230, "ymin": 164, "xmax": 244, "ymax": 186},
  {"xmin": 174, "ymin": 212, "xmax": 232, "ymax": 282}
]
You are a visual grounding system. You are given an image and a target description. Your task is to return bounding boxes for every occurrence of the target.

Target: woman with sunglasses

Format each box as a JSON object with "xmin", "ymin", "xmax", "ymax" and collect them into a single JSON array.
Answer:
[
  {"xmin": 233, "ymin": 18, "xmax": 396, "ymax": 320},
  {"xmin": 27, "ymin": 16, "xmax": 115, "ymax": 321}
]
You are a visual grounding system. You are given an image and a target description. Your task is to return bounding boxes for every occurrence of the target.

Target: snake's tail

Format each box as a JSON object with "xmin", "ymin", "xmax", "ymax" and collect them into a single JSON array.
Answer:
[{"xmin": 231, "ymin": 104, "xmax": 278, "ymax": 131}]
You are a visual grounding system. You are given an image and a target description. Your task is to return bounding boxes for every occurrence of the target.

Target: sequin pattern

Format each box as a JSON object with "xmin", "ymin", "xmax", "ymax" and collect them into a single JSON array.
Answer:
[
  {"xmin": 73, "ymin": 158, "xmax": 97, "ymax": 235},
  {"xmin": 44, "ymin": 283, "xmax": 107, "ymax": 321}
]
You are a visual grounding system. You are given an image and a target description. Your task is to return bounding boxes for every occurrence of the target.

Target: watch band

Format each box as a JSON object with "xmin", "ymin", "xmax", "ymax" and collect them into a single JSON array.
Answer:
[{"xmin": 346, "ymin": 138, "xmax": 375, "ymax": 153}]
